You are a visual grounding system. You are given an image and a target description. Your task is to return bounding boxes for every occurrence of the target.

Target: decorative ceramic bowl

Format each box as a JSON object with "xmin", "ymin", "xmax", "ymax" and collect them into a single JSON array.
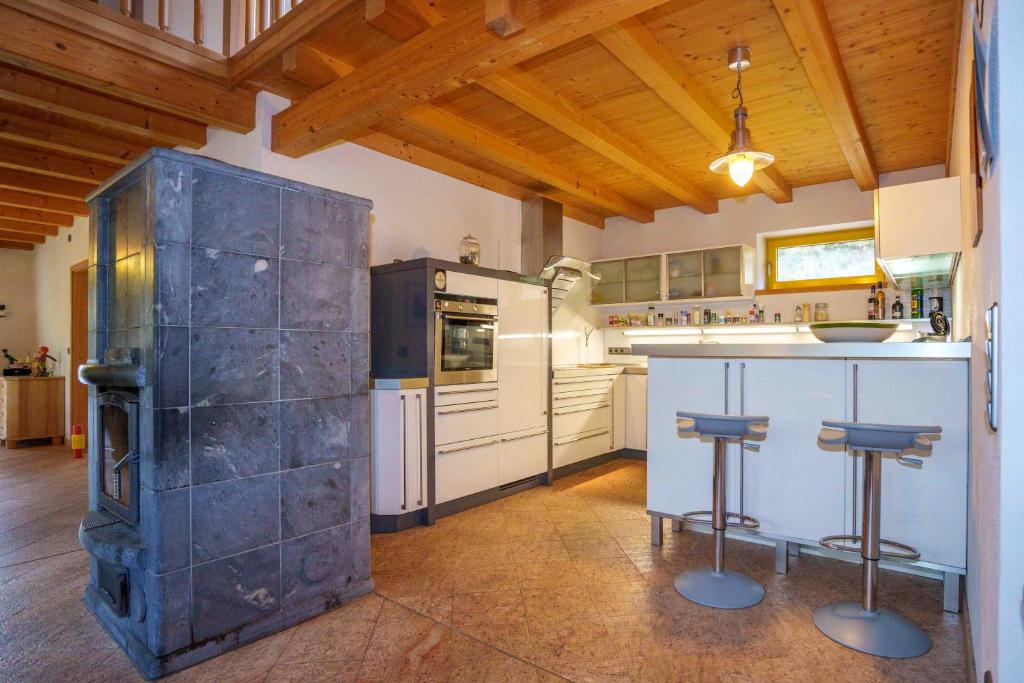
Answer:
[{"xmin": 809, "ymin": 321, "xmax": 898, "ymax": 343}]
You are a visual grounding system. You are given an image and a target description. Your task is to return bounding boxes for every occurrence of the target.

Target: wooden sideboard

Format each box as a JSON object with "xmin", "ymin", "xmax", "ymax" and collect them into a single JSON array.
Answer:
[{"xmin": 0, "ymin": 376, "xmax": 65, "ymax": 448}]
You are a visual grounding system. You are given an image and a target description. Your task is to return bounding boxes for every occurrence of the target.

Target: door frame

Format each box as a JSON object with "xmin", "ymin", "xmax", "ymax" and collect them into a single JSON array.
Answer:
[{"xmin": 70, "ymin": 259, "xmax": 89, "ymax": 445}]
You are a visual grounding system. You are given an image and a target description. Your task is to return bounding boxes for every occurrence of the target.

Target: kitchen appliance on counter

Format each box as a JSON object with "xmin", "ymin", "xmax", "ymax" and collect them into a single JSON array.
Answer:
[{"xmin": 434, "ymin": 293, "xmax": 498, "ymax": 384}]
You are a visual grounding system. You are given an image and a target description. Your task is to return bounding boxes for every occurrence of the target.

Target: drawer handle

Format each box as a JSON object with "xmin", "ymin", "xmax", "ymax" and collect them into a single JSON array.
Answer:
[
  {"xmin": 438, "ymin": 387, "xmax": 496, "ymax": 395},
  {"xmin": 438, "ymin": 439, "xmax": 499, "ymax": 455},
  {"xmin": 553, "ymin": 379, "xmax": 614, "ymax": 385},
  {"xmin": 553, "ymin": 390, "xmax": 609, "ymax": 400},
  {"xmin": 553, "ymin": 403, "xmax": 609, "ymax": 416},
  {"xmin": 554, "ymin": 429, "xmax": 610, "ymax": 446},
  {"xmin": 437, "ymin": 404, "xmax": 497, "ymax": 415},
  {"xmin": 500, "ymin": 431, "xmax": 547, "ymax": 443}
]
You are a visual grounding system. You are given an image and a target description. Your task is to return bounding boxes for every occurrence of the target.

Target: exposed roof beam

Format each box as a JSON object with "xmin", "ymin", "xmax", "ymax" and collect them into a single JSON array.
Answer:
[
  {"xmin": 0, "ymin": 187, "xmax": 87, "ymax": 215},
  {"xmin": 595, "ymin": 18, "xmax": 792, "ymax": 203},
  {"xmin": 355, "ymin": 130, "xmax": 605, "ymax": 229},
  {"xmin": 365, "ymin": 0, "xmax": 445, "ymax": 41},
  {"xmin": 0, "ymin": 218, "xmax": 58, "ymax": 236},
  {"xmin": 282, "ymin": 43, "xmax": 355, "ymax": 89},
  {"xmin": 399, "ymin": 104, "xmax": 654, "ymax": 223},
  {"xmin": 0, "ymin": 142, "xmax": 118, "ymax": 183},
  {"xmin": 0, "ymin": 66, "xmax": 206, "ymax": 149},
  {"xmin": 0, "ymin": 3, "xmax": 254, "ymax": 133},
  {"xmin": 0, "ymin": 239, "xmax": 33, "ymax": 250},
  {"xmin": 0, "ymin": 108, "xmax": 141, "ymax": 164},
  {"xmin": 0, "ymin": 168, "xmax": 94, "ymax": 200},
  {"xmin": 0, "ymin": 204, "xmax": 72, "ymax": 227},
  {"xmin": 480, "ymin": 67, "xmax": 717, "ymax": 214},
  {"xmin": 272, "ymin": 0, "xmax": 673, "ymax": 157},
  {"xmin": 771, "ymin": 0, "xmax": 877, "ymax": 190},
  {"xmin": 0, "ymin": 228, "xmax": 43, "ymax": 243},
  {"xmin": 486, "ymin": 0, "xmax": 525, "ymax": 38}
]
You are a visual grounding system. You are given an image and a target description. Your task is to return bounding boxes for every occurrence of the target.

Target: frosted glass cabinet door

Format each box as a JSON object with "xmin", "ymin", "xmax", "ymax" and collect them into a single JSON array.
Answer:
[
  {"xmin": 624, "ymin": 256, "xmax": 661, "ymax": 303},
  {"xmin": 738, "ymin": 360, "xmax": 847, "ymax": 542},
  {"xmin": 590, "ymin": 260, "xmax": 625, "ymax": 304},
  {"xmin": 646, "ymin": 358, "xmax": 727, "ymax": 517},
  {"xmin": 665, "ymin": 251, "xmax": 703, "ymax": 300},
  {"xmin": 847, "ymin": 360, "xmax": 968, "ymax": 569},
  {"xmin": 703, "ymin": 246, "xmax": 742, "ymax": 298}
]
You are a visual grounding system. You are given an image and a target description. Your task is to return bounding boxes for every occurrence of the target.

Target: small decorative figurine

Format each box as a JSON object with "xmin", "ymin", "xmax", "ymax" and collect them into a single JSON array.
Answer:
[
  {"xmin": 2, "ymin": 348, "xmax": 16, "ymax": 366},
  {"xmin": 31, "ymin": 346, "xmax": 57, "ymax": 377}
]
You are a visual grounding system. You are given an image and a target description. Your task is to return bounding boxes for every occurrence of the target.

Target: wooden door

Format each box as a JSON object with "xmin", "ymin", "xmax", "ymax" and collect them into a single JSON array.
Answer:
[{"xmin": 70, "ymin": 260, "xmax": 89, "ymax": 445}]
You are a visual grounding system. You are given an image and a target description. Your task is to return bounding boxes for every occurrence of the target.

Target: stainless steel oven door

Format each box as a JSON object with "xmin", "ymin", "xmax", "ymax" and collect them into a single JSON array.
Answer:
[{"xmin": 434, "ymin": 311, "xmax": 498, "ymax": 385}]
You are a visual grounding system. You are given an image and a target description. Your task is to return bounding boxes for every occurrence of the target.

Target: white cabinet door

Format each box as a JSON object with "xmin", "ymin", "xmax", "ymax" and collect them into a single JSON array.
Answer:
[
  {"xmin": 847, "ymin": 360, "xmax": 969, "ymax": 569},
  {"xmin": 739, "ymin": 360, "xmax": 847, "ymax": 542},
  {"xmin": 498, "ymin": 427, "xmax": 548, "ymax": 484},
  {"xmin": 370, "ymin": 388, "xmax": 426, "ymax": 515},
  {"xmin": 646, "ymin": 358, "xmax": 728, "ymax": 517},
  {"xmin": 624, "ymin": 374, "xmax": 648, "ymax": 451},
  {"xmin": 497, "ymin": 280, "xmax": 548, "ymax": 434},
  {"xmin": 612, "ymin": 375, "xmax": 626, "ymax": 451},
  {"xmin": 435, "ymin": 437, "xmax": 500, "ymax": 504},
  {"xmin": 445, "ymin": 270, "xmax": 498, "ymax": 298}
]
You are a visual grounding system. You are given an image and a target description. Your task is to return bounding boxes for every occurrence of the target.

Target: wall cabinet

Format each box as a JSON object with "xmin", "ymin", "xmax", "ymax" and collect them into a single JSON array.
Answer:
[
  {"xmin": 646, "ymin": 356, "xmax": 968, "ymax": 571},
  {"xmin": 875, "ymin": 176, "xmax": 961, "ymax": 288},
  {"xmin": 590, "ymin": 256, "xmax": 660, "ymax": 304},
  {"xmin": 371, "ymin": 388, "xmax": 427, "ymax": 516}
]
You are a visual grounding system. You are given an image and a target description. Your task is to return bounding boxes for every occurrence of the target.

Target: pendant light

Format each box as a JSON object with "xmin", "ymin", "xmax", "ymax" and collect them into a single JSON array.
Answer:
[{"xmin": 709, "ymin": 46, "xmax": 775, "ymax": 188}]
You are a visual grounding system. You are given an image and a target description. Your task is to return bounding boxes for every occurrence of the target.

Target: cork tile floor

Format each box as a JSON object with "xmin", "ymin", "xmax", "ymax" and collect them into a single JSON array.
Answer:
[{"xmin": 0, "ymin": 444, "xmax": 970, "ymax": 682}]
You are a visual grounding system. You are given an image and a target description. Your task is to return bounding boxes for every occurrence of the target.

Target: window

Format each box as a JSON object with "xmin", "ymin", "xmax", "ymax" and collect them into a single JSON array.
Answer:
[{"xmin": 764, "ymin": 227, "xmax": 883, "ymax": 291}]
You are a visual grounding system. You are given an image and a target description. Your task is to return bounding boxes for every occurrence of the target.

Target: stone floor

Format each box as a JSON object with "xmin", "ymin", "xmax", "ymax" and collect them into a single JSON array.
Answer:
[{"xmin": 0, "ymin": 443, "xmax": 970, "ymax": 682}]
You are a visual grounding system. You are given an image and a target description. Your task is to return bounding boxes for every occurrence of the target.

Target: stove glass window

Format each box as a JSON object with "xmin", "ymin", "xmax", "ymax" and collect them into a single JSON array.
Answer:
[{"xmin": 101, "ymin": 403, "xmax": 132, "ymax": 509}]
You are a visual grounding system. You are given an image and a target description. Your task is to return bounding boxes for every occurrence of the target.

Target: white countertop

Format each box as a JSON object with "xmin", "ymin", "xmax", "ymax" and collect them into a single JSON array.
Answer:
[{"xmin": 632, "ymin": 342, "xmax": 971, "ymax": 360}]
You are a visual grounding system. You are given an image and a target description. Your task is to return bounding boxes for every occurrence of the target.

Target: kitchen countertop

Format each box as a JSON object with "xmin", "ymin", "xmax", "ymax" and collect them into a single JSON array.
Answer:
[{"xmin": 632, "ymin": 342, "xmax": 971, "ymax": 360}]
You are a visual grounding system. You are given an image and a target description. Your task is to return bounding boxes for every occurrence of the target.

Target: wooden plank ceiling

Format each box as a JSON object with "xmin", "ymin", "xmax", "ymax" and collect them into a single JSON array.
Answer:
[{"xmin": 0, "ymin": 0, "xmax": 959, "ymax": 249}]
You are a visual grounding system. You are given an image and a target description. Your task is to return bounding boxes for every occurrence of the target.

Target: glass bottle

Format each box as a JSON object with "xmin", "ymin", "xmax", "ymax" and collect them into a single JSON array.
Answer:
[
  {"xmin": 868, "ymin": 285, "xmax": 877, "ymax": 320},
  {"xmin": 892, "ymin": 295, "xmax": 904, "ymax": 319},
  {"xmin": 458, "ymin": 234, "xmax": 480, "ymax": 265},
  {"xmin": 875, "ymin": 281, "xmax": 886, "ymax": 320}
]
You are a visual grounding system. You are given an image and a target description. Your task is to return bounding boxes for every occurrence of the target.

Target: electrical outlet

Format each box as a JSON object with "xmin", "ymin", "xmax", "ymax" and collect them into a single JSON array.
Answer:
[{"xmin": 608, "ymin": 347, "xmax": 631, "ymax": 355}]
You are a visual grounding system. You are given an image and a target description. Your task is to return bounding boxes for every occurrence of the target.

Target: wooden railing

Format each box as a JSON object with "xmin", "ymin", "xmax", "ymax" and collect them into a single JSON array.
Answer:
[{"xmin": 110, "ymin": 0, "xmax": 304, "ymax": 56}]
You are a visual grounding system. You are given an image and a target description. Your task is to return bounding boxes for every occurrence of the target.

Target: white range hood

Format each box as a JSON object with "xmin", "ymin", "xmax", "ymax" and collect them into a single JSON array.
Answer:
[{"xmin": 874, "ymin": 176, "xmax": 962, "ymax": 289}]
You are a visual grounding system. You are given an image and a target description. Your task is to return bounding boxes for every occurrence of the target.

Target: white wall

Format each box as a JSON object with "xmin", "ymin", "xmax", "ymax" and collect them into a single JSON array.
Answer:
[{"xmin": 0, "ymin": 250, "xmax": 38, "ymax": 360}]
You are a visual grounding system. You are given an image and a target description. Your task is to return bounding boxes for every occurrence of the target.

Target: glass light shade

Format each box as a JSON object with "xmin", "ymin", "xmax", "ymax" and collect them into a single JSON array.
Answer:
[{"xmin": 709, "ymin": 149, "xmax": 775, "ymax": 188}]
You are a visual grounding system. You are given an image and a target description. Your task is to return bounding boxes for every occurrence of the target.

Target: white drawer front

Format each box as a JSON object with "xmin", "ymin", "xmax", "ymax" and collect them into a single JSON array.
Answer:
[
  {"xmin": 552, "ymin": 403, "xmax": 610, "ymax": 439},
  {"xmin": 498, "ymin": 429, "xmax": 548, "ymax": 485},
  {"xmin": 436, "ymin": 437, "xmax": 499, "ymax": 504},
  {"xmin": 552, "ymin": 390, "xmax": 611, "ymax": 409},
  {"xmin": 553, "ymin": 428, "xmax": 611, "ymax": 468},
  {"xmin": 435, "ymin": 383, "xmax": 498, "ymax": 407},
  {"xmin": 435, "ymin": 401, "xmax": 498, "ymax": 446},
  {"xmin": 552, "ymin": 378, "xmax": 614, "ymax": 396}
]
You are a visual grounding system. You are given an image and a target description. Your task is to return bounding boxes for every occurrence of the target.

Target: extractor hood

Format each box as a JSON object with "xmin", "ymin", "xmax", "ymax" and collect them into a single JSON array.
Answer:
[{"xmin": 539, "ymin": 256, "xmax": 600, "ymax": 314}]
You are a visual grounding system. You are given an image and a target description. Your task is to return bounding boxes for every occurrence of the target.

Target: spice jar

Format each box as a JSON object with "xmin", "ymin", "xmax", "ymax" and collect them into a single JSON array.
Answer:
[
  {"xmin": 814, "ymin": 303, "xmax": 829, "ymax": 322},
  {"xmin": 794, "ymin": 305, "xmax": 804, "ymax": 323},
  {"xmin": 458, "ymin": 234, "xmax": 480, "ymax": 265}
]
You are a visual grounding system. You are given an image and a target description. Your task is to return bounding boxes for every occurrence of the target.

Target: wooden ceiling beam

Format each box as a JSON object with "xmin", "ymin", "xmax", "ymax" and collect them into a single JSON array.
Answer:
[
  {"xmin": 0, "ymin": 218, "xmax": 58, "ymax": 236},
  {"xmin": 0, "ymin": 239, "xmax": 33, "ymax": 250},
  {"xmin": 365, "ymin": 0, "xmax": 445, "ymax": 42},
  {"xmin": 0, "ymin": 228, "xmax": 43, "ymax": 244},
  {"xmin": 355, "ymin": 130, "xmax": 606, "ymax": 229},
  {"xmin": 0, "ymin": 168, "xmax": 94, "ymax": 200},
  {"xmin": 771, "ymin": 0, "xmax": 877, "ymax": 190},
  {"xmin": 282, "ymin": 43, "xmax": 355, "ymax": 89},
  {"xmin": 272, "ymin": 0, "xmax": 674, "ymax": 157},
  {"xmin": 480, "ymin": 67, "xmax": 717, "ymax": 214},
  {"xmin": 0, "ymin": 3, "xmax": 254, "ymax": 133},
  {"xmin": 399, "ymin": 104, "xmax": 654, "ymax": 222},
  {"xmin": 0, "ymin": 108, "xmax": 141, "ymax": 165},
  {"xmin": 0, "ymin": 66, "xmax": 206, "ymax": 149},
  {"xmin": 595, "ymin": 18, "xmax": 792, "ymax": 203},
  {"xmin": 0, "ymin": 187, "xmax": 87, "ymax": 215},
  {"xmin": 486, "ymin": 0, "xmax": 525, "ymax": 38},
  {"xmin": 0, "ymin": 204, "xmax": 72, "ymax": 227},
  {"xmin": 0, "ymin": 142, "xmax": 118, "ymax": 184}
]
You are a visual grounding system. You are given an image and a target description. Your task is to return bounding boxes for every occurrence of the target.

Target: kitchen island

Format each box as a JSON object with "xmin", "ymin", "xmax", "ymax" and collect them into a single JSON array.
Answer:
[{"xmin": 636, "ymin": 342, "xmax": 970, "ymax": 612}]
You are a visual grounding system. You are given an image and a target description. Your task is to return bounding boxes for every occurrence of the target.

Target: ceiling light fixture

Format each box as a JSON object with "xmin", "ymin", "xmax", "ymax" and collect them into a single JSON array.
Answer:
[{"xmin": 709, "ymin": 46, "xmax": 775, "ymax": 188}]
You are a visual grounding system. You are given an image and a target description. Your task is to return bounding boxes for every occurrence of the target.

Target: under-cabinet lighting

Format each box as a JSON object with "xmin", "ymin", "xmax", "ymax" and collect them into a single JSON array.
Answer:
[
  {"xmin": 623, "ymin": 327, "xmax": 702, "ymax": 337},
  {"xmin": 705, "ymin": 325, "xmax": 799, "ymax": 335}
]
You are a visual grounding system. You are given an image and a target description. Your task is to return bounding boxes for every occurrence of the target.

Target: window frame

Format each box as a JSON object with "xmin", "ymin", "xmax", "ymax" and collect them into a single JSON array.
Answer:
[{"xmin": 764, "ymin": 227, "xmax": 884, "ymax": 292}]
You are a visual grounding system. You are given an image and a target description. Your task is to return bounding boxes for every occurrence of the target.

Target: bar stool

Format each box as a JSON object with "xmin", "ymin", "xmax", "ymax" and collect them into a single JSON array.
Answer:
[
  {"xmin": 814, "ymin": 420, "xmax": 941, "ymax": 658},
  {"xmin": 674, "ymin": 412, "xmax": 769, "ymax": 609}
]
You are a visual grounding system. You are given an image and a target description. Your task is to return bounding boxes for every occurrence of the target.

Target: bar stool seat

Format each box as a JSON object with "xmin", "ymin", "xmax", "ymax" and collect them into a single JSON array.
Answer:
[
  {"xmin": 813, "ymin": 420, "xmax": 940, "ymax": 659},
  {"xmin": 673, "ymin": 412, "xmax": 769, "ymax": 610}
]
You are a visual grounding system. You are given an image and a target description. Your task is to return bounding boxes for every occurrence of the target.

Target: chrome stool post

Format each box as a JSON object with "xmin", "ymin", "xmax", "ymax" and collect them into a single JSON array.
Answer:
[
  {"xmin": 673, "ymin": 412, "xmax": 769, "ymax": 610},
  {"xmin": 813, "ymin": 421, "xmax": 941, "ymax": 659}
]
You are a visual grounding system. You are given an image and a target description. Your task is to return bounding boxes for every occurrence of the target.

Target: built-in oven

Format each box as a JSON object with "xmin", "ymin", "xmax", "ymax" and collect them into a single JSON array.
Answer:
[{"xmin": 434, "ymin": 294, "xmax": 498, "ymax": 385}]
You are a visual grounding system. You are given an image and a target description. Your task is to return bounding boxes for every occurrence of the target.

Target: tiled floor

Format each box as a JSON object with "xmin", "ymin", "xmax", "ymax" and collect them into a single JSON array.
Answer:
[{"xmin": 1, "ymin": 444, "xmax": 970, "ymax": 682}]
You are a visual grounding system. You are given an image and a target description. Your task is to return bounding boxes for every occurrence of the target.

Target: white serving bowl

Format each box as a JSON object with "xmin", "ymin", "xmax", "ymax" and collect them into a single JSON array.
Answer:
[{"xmin": 809, "ymin": 322, "xmax": 898, "ymax": 343}]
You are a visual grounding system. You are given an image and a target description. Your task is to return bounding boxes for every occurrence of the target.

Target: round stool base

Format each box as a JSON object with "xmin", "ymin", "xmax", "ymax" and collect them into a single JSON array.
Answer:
[
  {"xmin": 673, "ymin": 569, "xmax": 765, "ymax": 610},
  {"xmin": 813, "ymin": 602, "xmax": 931, "ymax": 659}
]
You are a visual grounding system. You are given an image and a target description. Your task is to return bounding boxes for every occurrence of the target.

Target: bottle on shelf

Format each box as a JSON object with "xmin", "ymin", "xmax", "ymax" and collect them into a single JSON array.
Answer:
[
  {"xmin": 911, "ymin": 287, "xmax": 924, "ymax": 319},
  {"xmin": 875, "ymin": 281, "xmax": 886, "ymax": 320},
  {"xmin": 892, "ymin": 295, "xmax": 904, "ymax": 319},
  {"xmin": 794, "ymin": 305, "xmax": 803, "ymax": 323},
  {"xmin": 868, "ymin": 285, "xmax": 877, "ymax": 320},
  {"xmin": 647, "ymin": 306, "xmax": 656, "ymax": 326},
  {"xmin": 748, "ymin": 305, "xmax": 757, "ymax": 324}
]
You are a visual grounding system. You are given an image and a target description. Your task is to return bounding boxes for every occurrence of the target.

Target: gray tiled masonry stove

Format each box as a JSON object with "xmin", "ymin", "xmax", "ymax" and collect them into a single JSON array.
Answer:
[{"xmin": 77, "ymin": 149, "xmax": 373, "ymax": 679}]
